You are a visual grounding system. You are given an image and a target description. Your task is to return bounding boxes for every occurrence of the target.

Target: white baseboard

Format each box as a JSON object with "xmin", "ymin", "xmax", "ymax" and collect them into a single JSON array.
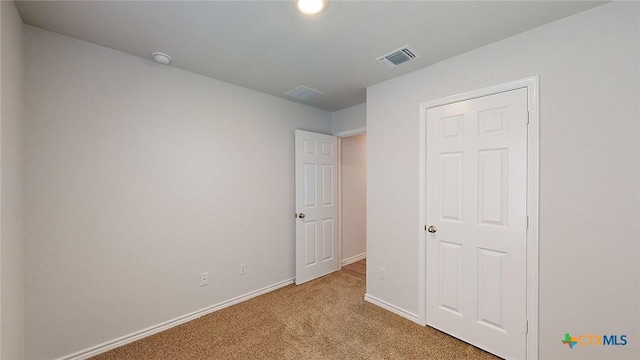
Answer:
[
  {"xmin": 341, "ymin": 252, "xmax": 366, "ymax": 266},
  {"xmin": 57, "ymin": 278, "xmax": 295, "ymax": 360},
  {"xmin": 364, "ymin": 293, "xmax": 421, "ymax": 325}
]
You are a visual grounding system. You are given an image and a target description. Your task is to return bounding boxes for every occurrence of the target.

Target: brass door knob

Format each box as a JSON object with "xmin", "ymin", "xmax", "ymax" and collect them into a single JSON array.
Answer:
[
  {"xmin": 298, "ymin": 213, "xmax": 306, "ymax": 219},
  {"xmin": 427, "ymin": 225, "xmax": 437, "ymax": 233}
]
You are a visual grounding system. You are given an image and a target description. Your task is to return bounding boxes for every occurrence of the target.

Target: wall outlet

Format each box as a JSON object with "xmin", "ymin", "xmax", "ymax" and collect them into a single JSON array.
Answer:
[
  {"xmin": 240, "ymin": 263, "xmax": 247, "ymax": 275},
  {"xmin": 200, "ymin": 272, "xmax": 209, "ymax": 287},
  {"xmin": 379, "ymin": 267, "xmax": 386, "ymax": 280}
]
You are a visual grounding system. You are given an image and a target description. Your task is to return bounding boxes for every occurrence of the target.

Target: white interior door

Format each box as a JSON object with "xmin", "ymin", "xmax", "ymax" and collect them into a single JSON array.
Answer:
[
  {"xmin": 425, "ymin": 88, "xmax": 528, "ymax": 359},
  {"xmin": 295, "ymin": 130, "xmax": 338, "ymax": 285}
]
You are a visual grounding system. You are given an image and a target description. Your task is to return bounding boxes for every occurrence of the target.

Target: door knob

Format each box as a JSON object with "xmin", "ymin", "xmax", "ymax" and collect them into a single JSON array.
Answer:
[
  {"xmin": 427, "ymin": 225, "xmax": 437, "ymax": 233},
  {"xmin": 298, "ymin": 213, "xmax": 306, "ymax": 219}
]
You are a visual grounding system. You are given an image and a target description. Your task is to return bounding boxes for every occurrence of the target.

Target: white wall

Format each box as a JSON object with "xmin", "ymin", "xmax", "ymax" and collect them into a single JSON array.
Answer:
[
  {"xmin": 1, "ymin": 1, "xmax": 25, "ymax": 359},
  {"xmin": 331, "ymin": 103, "xmax": 366, "ymax": 135},
  {"xmin": 340, "ymin": 134, "xmax": 366, "ymax": 263},
  {"xmin": 23, "ymin": 26, "xmax": 331, "ymax": 359},
  {"xmin": 366, "ymin": 3, "xmax": 639, "ymax": 360}
]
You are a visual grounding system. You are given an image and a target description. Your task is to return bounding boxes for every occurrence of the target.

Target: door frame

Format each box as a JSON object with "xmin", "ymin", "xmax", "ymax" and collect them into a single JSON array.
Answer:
[
  {"xmin": 417, "ymin": 76, "xmax": 539, "ymax": 360},
  {"xmin": 333, "ymin": 127, "xmax": 367, "ymax": 269}
]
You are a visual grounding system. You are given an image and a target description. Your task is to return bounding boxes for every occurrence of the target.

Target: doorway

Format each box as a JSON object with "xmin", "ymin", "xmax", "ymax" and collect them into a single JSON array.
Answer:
[
  {"xmin": 339, "ymin": 133, "xmax": 367, "ymax": 271},
  {"xmin": 294, "ymin": 130, "xmax": 339, "ymax": 285},
  {"xmin": 293, "ymin": 129, "xmax": 367, "ymax": 285}
]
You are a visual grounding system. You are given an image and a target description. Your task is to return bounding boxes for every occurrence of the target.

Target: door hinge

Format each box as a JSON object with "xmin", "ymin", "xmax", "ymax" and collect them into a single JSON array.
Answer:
[
  {"xmin": 526, "ymin": 319, "xmax": 529, "ymax": 334},
  {"xmin": 526, "ymin": 111, "xmax": 530, "ymax": 125},
  {"xmin": 526, "ymin": 216, "xmax": 529, "ymax": 230}
]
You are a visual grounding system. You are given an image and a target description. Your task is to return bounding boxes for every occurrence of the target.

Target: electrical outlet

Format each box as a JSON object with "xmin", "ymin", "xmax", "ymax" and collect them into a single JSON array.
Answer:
[
  {"xmin": 379, "ymin": 267, "xmax": 386, "ymax": 280},
  {"xmin": 200, "ymin": 272, "xmax": 209, "ymax": 287},
  {"xmin": 240, "ymin": 263, "xmax": 247, "ymax": 275}
]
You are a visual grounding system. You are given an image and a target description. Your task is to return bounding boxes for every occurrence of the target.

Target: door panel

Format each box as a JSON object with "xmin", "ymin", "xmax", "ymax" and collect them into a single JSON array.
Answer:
[
  {"xmin": 304, "ymin": 221, "xmax": 317, "ymax": 266},
  {"xmin": 321, "ymin": 164, "xmax": 334, "ymax": 205},
  {"xmin": 303, "ymin": 163, "xmax": 317, "ymax": 207},
  {"xmin": 426, "ymin": 88, "xmax": 528, "ymax": 359},
  {"xmin": 439, "ymin": 241, "xmax": 463, "ymax": 316},
  {"xmin": 322, "ymin": 218, "xmax": 334, "ymax": 260},
  {"xmin": 295, "ymin": 130, "xmax": 338, "ymax": 285},
  {"xmin": 478, "ymin": 148, "xmax": 508, "ymax": 226},
  {"xmin": 440, "ymin": 152, "xmax": 463, "ymax": 221}
]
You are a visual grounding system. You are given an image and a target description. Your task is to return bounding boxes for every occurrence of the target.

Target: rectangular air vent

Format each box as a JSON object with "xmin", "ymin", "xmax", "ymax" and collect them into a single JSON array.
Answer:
[
  {"xmin": 376, "ymin": 46, "xmax": 420, "ymax": 68},
  {"xmin": 284, "ymin": 85, "xmax": 324, "ymax": 101}
]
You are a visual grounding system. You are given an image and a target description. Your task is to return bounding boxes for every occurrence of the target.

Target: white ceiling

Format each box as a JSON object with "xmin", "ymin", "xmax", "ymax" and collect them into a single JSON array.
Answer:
[{"xmin": 15, "ymin": 0, "xmax": 606, "ymax": 112}]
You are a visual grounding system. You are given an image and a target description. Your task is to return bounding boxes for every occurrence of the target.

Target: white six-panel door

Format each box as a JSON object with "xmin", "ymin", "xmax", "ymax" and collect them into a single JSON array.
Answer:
[
  {"xmin": 295, "ymin": 130, "xmax": 339, "ymax": 285},
  {"xmin": 425, "ymin": 88, "xmax": 528, "ymax": 359}
]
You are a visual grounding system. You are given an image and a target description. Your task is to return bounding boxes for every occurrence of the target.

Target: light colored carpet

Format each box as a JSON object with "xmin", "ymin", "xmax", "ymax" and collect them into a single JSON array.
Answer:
[{"xmin": 91, "ymin": 272, "xmax": 499, "ymax": 359}]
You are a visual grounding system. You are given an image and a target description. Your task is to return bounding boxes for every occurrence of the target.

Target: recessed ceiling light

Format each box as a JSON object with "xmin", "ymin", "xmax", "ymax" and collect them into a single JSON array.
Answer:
[
  {"xmin": 152, "ymin": 52, "xmax": 172, "ymax": 65},
  {"xmin": 296, "ymin": 0, "xmax": 328, "ymax": 15}
]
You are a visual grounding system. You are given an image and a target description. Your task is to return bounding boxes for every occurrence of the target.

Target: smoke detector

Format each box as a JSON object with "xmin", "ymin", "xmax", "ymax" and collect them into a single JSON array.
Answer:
[
  {"xmin": 376, "ymin": 46, "xmax": 420, "ymax": 68},
  {"xmin": 152, "ymin": 52, "xmax": 172, "ymax": 65}
]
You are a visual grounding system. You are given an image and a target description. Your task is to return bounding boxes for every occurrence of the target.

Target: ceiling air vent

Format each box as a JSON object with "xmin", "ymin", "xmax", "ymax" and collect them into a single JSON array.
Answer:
[
  {"xmin": 376, "ymin": 46, "xmax": 420, "ymax": 68},
  {"xmin": 284, "ymin": 85, "xmax": 324, "ymax": 101}
]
